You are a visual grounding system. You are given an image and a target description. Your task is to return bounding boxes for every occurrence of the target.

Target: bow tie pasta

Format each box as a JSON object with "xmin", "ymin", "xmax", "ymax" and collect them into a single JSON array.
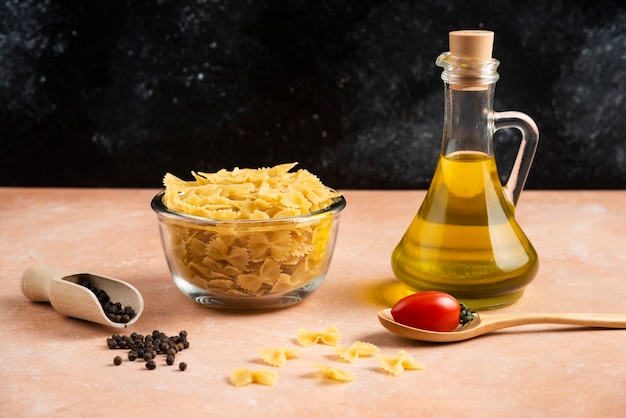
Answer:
[
  {"xmin": 163, "ymin": 163, "xmax": 339, "ymax": 220},
  {"xmin": 158, "ymin": 163, "xmax": 343, "ymax": 299}
]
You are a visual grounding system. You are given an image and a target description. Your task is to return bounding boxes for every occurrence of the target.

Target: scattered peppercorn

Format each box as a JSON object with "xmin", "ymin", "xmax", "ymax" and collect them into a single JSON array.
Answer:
[
  {"xmin": 106, "ymin": 330, "xmax": 189, "ymax": 371},
  {"xmin": 179, "ymin": 362, "xmax": 187, "ymax": 372},
  {"xmin": 79, "ymin": 277, "xmax": 136, "ymax": 324},
  {"xmin": 113, "ymin": 356, "xmax": 122, "ymax": 366}
]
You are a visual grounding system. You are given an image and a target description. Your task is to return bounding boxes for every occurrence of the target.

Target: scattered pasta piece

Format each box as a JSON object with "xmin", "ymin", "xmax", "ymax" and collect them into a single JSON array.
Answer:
[
  {"xmin": 313, "ymin": 364, "xmax": 356, "ymax": 382},
  {"xmin": 230, "ymin": 367, "xmax": 279, "ymax": 387},
  {"xmin": 377, "ymin": 350, "xmax": 425, "ymax": 376},
  {"xmin": 334, "ymin": 341, "xmax": 380, "ymax": 363},
  {"xmin": 296, "ymin": 325, "xmax": 341, "ymax": 347},
  {"xmin": 257, "ymin": 347, "xmax": 300, "ymax": 368}
]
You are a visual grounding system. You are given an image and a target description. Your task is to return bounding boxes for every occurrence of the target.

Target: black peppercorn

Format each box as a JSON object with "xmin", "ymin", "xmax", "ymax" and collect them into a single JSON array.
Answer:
[
  {"xmin": 106, "ymin": 330, "xmax": 189, "ymax": 371},
  {"xmin": 179, "ymin": 362, "xmax": 187, "ymax": 371},
  {"xmin": 113, "ymin": 356, "xmax": 122, "ymax": 366},
  {"xmin": 79, "ymin": 279, "xmax": 136, "ymax": 324}
]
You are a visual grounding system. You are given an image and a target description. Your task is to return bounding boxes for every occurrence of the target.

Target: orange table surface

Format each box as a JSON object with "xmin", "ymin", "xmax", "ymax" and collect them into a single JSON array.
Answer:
[{"xmin": 2, "ymin": 188, "xmax": 625, "ymax": 417}]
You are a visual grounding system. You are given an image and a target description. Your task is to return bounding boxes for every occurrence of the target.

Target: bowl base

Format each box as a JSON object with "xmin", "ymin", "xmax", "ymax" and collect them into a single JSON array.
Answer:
[{"xmin": 172, "ymin": 274, "xmax": 326, "ymax": 310}]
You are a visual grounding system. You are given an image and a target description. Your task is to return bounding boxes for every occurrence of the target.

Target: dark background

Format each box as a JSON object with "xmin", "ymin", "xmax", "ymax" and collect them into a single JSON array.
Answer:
[{"xmin": 1, "ymin": 0, "xmax": 625, "ymax": 189}]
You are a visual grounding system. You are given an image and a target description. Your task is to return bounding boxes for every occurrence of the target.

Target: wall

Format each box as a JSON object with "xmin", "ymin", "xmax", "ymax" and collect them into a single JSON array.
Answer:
[{"xmin": 1, "ymin": 0, "xmax": 624, "ymax": 189}]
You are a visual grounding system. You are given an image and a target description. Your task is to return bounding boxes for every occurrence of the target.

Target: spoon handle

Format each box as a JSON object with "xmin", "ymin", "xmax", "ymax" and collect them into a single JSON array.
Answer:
[
  {"xmin": 20, "ymin": 265, "xmax": 64, "ymax": 302},
  {"xmin": 484, "ymin": 313, "xmax": 626, "ymax": 332}
]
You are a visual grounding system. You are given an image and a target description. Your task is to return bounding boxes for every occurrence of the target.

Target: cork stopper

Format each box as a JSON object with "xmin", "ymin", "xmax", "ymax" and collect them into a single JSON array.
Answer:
[
  {"xmin": 441, "ymin": 30, "xmax": 498, "ymax": 90},
  {"xmin": 449, "ymin": 30, "xmax": 494, "ymax": 60}
]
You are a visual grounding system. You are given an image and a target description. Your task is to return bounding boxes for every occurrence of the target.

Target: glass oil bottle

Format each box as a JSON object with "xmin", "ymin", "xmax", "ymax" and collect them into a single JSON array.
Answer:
[{"xmin": 391, "ymin": 31, "xmax": 540, "ymax": 309}]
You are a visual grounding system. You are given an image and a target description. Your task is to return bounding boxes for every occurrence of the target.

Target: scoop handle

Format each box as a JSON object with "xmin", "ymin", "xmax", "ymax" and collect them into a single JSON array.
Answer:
[{"xmin": 20, "ymin": 265, "xmax": 64, "ymax": 302}]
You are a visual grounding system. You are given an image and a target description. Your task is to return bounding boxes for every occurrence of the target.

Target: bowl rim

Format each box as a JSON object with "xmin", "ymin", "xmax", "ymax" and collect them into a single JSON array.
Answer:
[{"xmin": 150, "ymin": 189, "xmax": 346, "ymax": 225}]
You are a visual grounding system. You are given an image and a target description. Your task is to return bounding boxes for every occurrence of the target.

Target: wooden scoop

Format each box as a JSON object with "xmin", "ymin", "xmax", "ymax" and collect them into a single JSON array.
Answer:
[
  {"xmin": 20, "ymin": 265, "xmax": 144, "ymax": 328},
  {"xmin": 378, "ymin": 308, "xmax": 626, "ymax": 343}
]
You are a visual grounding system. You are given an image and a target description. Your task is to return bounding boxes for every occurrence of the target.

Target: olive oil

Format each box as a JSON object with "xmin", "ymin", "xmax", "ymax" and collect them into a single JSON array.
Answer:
[
  {"xmin": 391, "ymin": 31, "xmax": 540, "ymax": 309},
  {"xmin": 391, "ymin": 151, "xmax": 538, "ymax": 309}
]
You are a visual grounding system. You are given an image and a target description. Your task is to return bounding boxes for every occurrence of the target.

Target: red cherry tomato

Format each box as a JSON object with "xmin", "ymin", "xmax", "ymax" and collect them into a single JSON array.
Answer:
[{"xmin": 391, "ymin": 291, "xmax": 474, "ymax": 332}]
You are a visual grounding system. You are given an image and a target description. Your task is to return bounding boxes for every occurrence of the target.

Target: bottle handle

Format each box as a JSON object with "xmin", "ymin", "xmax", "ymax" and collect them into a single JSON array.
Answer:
[{"xmin": 494, "ymin": 111, "xmax": 539, "ymax": 207}]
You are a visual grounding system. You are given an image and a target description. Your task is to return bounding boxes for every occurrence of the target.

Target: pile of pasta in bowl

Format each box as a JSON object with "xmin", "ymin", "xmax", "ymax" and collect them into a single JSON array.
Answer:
[{"xmin": 151, "ymin": 163, "xmax": 346, "ymax": 309}]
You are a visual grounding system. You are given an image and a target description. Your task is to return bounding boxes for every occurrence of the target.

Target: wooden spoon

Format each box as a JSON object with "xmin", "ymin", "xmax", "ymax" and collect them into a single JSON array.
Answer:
[
  {"xmin": 21, "ymin": 265, "xmax": 144, "ymax": 328},
  {"xmin": 378, "ymin": 308, "xmax": 626, "ymax": 343}
]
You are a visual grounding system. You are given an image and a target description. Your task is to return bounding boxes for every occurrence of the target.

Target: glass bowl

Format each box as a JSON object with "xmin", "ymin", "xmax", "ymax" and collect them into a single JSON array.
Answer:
[{"xmin": 151, "ymin": 190, "xmax": 346, "ymax": 309}]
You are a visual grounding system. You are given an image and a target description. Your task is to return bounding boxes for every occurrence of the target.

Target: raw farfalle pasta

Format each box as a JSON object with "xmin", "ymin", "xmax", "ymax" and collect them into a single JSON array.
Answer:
[
  {"xmin": 334, "ymin": 341, "xmax": 380, "ymax": 363},
  {"xmin": 162, "ymin": 162, "xmax": 339, "ymax": 220},
  {"xmin": 228, "ymin": 326, "xmax": 426, "ymax": 389},
  {"xmin": 377, "ymin": 350, "xmax": 425, "ymax": 376},
  {"xmin": 159, "ymin": 163, "xmax": 342, "ymax": 297},
  {"xmin": 296, "ymin": 325, "xmax": 341, "ymax": 347},
  {"xmin": 313, "ymin": 364, "xmax": 357, "ymax": 382},
  {"xmin": 230, "ymin": 367, "xmax": 279, "ymax": 387},
  {"xmin": 257, "ymin": 347, "xmax": 300, "ymax": 368}
]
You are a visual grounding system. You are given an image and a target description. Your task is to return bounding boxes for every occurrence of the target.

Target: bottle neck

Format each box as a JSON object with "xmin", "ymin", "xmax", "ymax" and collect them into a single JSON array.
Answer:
[
  {"xmin": 436, "ymin": 51, "xmax": 500, "ymax": 158},
  {"xmin": 441, "ymin": 82, "xmax": 496, "ymax": 157}
]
